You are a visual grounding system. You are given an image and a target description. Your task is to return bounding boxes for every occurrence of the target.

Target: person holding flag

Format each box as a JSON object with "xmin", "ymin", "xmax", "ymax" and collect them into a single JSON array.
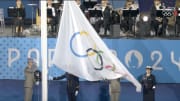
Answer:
[
  {"xmin": 53, "ymin": 0, "xmax": 141, "ymax": 96},
  {"xmin": 53, "ymin": 72, "xmax": 79, "ymax": 101}
]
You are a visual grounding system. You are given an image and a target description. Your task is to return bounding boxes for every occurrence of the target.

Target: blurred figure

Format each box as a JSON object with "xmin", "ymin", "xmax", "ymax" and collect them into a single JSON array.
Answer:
[
  {"xmin": 120, "ymin": 0, "xmax": 136, "ymax": 35},
  {"xmin": 109, "ymin": 78, "xmax": 120, "ymax": 101},
  {"xmin": 14, "ymin": 0, "xmax": 26, "ymax": 36},
  {"xmin": 109, "ymin": 50, "xmax": 120, "ymax": 101},
  {"xmin": 53, "ymin": 72, "xmax": 79, "ymax": 101},
  {"xmin": 47, "ymin": 0, "xmax": 56, "ymax": 36},
  {"xmin": 141, "ymin": 66, "xmax": 156, "ymax": 101},
  {"xmin": 150, "ymin": 0, "xmax": 168, "ymax": 36},
  {"xmin": 175, "ymin": 1, "xmax": 180, "ymax": 36},
  {"xmin": 102, "ymin": 0, "xmax": 112, "ymax": 36},
  {"xmin": 24, "ymin": 58, "xmax": 37, "ymax": 101},
  {"xmin": 93, "ymin": 0, "xmax": 112, "ymax": 36}
]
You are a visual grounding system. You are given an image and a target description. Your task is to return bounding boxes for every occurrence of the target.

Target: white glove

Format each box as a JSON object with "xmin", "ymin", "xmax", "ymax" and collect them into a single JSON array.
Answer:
[
  {"xmin": 75, "ymin": 90, "xmax": 78, "ymax": 96},
  {"xmin": 36, "ymin": 81, "xmax": 40, "ymax": 85},
  {"xmin": 152, "ymin": 86, "xmax": 156, "ymax": 89}
]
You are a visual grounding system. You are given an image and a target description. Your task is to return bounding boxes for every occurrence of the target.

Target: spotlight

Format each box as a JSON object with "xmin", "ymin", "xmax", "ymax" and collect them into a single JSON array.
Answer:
[{"xmin": 143, "ymin": 16, "xmax": 148, "ymax": 22}]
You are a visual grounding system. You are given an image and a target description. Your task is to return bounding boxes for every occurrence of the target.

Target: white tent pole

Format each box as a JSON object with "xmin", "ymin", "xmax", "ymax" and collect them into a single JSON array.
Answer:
[{"xmin": 41, "ymin": 1, "xmax": 48, "ymax": 101}]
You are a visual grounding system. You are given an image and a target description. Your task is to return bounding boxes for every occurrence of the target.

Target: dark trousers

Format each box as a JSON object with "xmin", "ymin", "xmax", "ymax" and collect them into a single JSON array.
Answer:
[
  {"xmin": 120, "ymin": 17, "xmax": 133, "ymax": 32},
  {"xmin": 104, "ymin": 20, "xmax": 110, "ymax": 35},
  {"xmin": 67, "ymin": 87, "xmax": 76, "ymax": 101},
  {"xmin": 151, "ymin": 20, "xmax": 160, "ymax": 36},
  {"xmin": 143, "ymin": 89, "xmax": 155, "ymax": 101}
]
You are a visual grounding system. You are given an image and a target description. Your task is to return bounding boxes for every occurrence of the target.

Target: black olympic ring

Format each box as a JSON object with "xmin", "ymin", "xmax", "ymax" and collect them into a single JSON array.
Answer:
[{"xmin": 86, "ymin": 48, "xmax": 103, "ymax": 71}]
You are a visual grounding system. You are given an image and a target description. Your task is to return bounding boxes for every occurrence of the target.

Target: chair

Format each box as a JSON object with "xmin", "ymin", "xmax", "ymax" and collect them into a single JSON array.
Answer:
[{"xmin": 0, "ymin": 8, "xmax": 5, "ymax": 33}]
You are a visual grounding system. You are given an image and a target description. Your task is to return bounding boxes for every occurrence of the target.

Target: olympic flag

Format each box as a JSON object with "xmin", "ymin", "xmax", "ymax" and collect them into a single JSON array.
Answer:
[{"xmin": 53, "ymin": 1, "xmax": 141, "ymax": 92}]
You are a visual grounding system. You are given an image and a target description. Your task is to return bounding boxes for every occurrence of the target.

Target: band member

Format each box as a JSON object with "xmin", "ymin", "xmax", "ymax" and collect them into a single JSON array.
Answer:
[
  {"xmin": 93, "ymin": 0, "xmax": 112, "ymax": 36},
  {"xmin": 14, "ymin": 0, "xmax": 26, "ymax": 36},
  {"xmin": 141, "ymin": 66, "xmax": 156, "ymax": 101},
  {"xmin": 120, "ymin": 0, "xmax": 136, "ymax": 35},
  {"xmin": 150, "ymin": 0, "xmax": 168, "ymax": 36},
  {"xmin": 24, "ymin": 58, "xmax": 37, "ymax": 101},
  {"xmin": 53, "ymin": 72, "xmax": 79, "ymax": 101},
  {"xmin": 47, "ymin": 0, "xmax": 56, "ymax": 35},
  {"xmin": 102, "ymin": 0, "xmax": 112, "ymax": 36}
]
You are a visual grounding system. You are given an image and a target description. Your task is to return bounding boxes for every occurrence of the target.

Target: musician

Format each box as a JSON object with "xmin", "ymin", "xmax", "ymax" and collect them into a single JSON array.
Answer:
[
  {"xmin": 150, "ymin": 0, "xmax": 168, "ymax": 36},
  {"xmin": 14, "ymin": 0, "xmax": 26, "ymax": 36},
  {"xmin": 120, "ymin": 0, "xmax": 136, "ymax": 35},
  {"xmin": 102, "ymin": 0, "xmax": 112, "ymax": 36},
  {"xmin": 47, "ymin": 0, "xmax": 56, "ymax": 35},
  {"xmin": 93, "ymin": 0, "xmax": 112, "ymax": 36}
]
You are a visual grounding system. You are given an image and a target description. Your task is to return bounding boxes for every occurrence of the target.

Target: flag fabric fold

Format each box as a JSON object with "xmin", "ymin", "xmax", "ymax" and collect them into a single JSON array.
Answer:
[{"xmin": 53, "ymin": 1, "xmax": 141, "ymax": 92}]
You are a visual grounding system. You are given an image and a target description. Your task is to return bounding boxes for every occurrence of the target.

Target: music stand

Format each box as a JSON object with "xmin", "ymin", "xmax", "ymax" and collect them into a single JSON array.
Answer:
[
  {"xmin": 7, "ymin": 7, "xmax": 17, "ymax": 36},
  {"xmin": 88, "ymin": 10, "xmax": 102, "ymax": 17},
  {"xmin": 7, "ymin": 7, "xmax": 17, "ymax": 17},
  {"xmin": 83, "ymin": 1, "xmax": 97, "ymax": 8},
  {"xmin": 47, "ymin": 9, "xmax": 53, "ymax": 18},
  {"xmin": 156, "ymin": 10, "xmax": 173, "ymax": 17},
  {"xmin": 27, "ymin": 3, "xmax": 37, "ymax": 25},
  {"xmin": 122, "ymin": 9, "xmax": 139, "ymax": 36}
]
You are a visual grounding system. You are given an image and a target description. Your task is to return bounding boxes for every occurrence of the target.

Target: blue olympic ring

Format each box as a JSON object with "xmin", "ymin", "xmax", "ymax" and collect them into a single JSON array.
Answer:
[{"xmin": 70, "ymin": 32, "xmax": 88, "ymax": 57}]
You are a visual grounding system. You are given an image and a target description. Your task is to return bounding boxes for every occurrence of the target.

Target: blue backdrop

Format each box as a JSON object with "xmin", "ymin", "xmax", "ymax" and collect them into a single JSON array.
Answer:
[{"xmin": 0, "ymin": 38, "xmax": 180, "ymax": 83}]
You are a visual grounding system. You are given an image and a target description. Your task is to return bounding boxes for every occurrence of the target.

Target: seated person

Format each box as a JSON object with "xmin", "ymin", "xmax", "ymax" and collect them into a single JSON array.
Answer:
[
  {"xmin": 120, "ymin": 0, "xmax": 137, "ymax": 35},
  {"xmin": 150, "ymin": 0, "xmax": 168, "ymax": 36}
]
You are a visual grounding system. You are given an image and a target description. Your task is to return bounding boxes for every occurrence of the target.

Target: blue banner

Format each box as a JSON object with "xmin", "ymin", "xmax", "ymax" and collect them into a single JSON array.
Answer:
[{"xmin": 0, "ymin": 38, "xmax": 180, "ymax": 83}]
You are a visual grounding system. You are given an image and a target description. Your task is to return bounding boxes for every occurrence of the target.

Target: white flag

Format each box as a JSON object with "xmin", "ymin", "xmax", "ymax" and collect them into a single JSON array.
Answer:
[{"xmin": 53, "ymin": 1, "xmax": 141, "ymax": 92}]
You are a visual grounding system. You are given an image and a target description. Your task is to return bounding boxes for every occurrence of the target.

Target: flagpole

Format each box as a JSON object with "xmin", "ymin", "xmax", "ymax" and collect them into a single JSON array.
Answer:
[{"xmin": 41, "ymin": 1, "xmax": 48, "ymax": 101}]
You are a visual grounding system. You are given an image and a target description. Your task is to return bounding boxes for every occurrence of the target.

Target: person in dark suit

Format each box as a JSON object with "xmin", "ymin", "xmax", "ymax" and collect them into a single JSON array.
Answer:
[
  {"xmin": 24, "ymin": 58, "xmax": 37, "ymax": 101},
  {"xmin": 141, "ymin": 66, "xmax": 156, "ymax": 101},
  {"xmin": 47, "ymin": 0, "xmax": 57, "ymax": 37},
  {"xmin": 53, "ymin": 72, "xmax": 80, "ymax": 101},
  {"xmin": 14, "ymin": 0, "xmax": 26, "ymax": 36},
  {"xmin": 102, "ymin": 1, "xmax": 112, "ymax": 36}
]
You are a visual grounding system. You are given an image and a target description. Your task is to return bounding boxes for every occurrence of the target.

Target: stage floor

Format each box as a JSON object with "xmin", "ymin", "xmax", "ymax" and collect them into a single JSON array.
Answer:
[{"xmin": 0, "ymin": 80, "xmax": 180, "ymax": 101}]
